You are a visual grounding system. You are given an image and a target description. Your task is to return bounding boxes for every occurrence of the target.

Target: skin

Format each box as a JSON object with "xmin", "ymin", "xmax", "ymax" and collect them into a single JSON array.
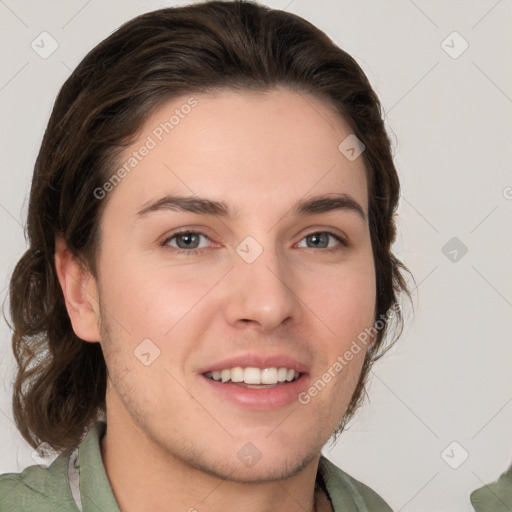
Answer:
[{"xmin": 55, "ymin": 87, "xmax": 376, "ymax": 512}]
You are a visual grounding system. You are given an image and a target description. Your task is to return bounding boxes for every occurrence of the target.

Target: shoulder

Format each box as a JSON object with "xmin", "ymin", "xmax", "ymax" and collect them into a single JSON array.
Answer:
[
  {"xmin": 470, "ymin": 462, "xmax": 512, "ymax": 512},
  {"xmin": 0, "ymin": 452, "xmax": 77, "ymax": 511},
  {"xmin": 319, "ymin": 456, "xmax": 394, "ymax": 511}
]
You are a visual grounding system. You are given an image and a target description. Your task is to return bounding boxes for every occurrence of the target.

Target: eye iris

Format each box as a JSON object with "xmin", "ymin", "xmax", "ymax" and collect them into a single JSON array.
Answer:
[
  {"xmin": 176, "ymin": 233, "xmax": 199, "ymax": 249},
  {"xmin": 308, "ymin": 233, "xmax": 329, "ymax": 248}
]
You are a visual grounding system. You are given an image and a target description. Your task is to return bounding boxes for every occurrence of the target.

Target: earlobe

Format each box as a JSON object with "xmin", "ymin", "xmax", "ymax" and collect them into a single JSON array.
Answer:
[{"xmin": 54, "ymin": 237, "xmax": 101, "ymax": 343}]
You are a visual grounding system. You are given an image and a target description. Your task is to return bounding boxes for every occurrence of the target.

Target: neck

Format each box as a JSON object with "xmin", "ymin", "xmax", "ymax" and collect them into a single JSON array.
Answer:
[{"xmin": 100, "ymin": 418, "xmax": 331, "ymax": 512}]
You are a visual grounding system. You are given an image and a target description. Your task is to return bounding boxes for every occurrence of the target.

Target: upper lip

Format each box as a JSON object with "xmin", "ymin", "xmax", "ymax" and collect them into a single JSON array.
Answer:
[{"xmin": 198, "ymin": 353, "xmax": 310, "ymax": 375}]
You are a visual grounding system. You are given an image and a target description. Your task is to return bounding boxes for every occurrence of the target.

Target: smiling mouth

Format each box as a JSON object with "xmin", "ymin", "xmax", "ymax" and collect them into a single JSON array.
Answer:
[{"xmin": 203, "ymin": 366, "xmax": 302, "ymax": 388}]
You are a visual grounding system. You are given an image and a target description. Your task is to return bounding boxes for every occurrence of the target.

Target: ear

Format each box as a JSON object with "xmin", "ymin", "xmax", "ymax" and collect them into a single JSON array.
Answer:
[{"xmin": 54, "ymin": 236, "xmax": 101, "ymax": 342}]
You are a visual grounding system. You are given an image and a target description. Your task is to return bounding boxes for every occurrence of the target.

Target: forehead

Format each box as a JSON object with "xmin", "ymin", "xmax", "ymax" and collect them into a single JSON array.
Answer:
[{"xmin": 103, "ymin": 87, "xmax": 368, "ymax": 219}]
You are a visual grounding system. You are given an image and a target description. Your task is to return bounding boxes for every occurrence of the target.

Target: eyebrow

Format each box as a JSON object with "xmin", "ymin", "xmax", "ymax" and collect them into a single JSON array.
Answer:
[{"xmin": 136, "ymin": 193, "xmax": 366, "ymax": 221}]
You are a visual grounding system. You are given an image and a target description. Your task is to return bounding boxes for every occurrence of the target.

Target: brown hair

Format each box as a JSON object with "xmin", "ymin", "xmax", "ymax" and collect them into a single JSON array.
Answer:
[{"xmin": 8, "ymin": 0, "xmax": 412, "ymax": 455}]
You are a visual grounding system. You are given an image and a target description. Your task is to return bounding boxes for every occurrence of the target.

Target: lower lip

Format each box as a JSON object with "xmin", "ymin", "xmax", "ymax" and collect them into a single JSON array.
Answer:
[{"xmin": 200, "ymin": 374, "xmax": 309, "ymax": 410}]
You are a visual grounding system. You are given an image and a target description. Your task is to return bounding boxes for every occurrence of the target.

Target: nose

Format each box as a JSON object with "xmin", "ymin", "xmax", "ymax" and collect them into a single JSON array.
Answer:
[{"xmin": 222, "ymin": 241, "xmax": 302, "ymax": 333}]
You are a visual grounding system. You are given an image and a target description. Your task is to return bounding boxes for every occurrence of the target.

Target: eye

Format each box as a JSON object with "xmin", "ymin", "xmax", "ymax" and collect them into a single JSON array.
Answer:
[
  {"xmin": 296, "ymin": 231, "xmax": 345, "ymax": 249},
  {"xmin": 162, "ymin": 231, "xmax": 212, "ymax": 254},
  {"xmin": 160, "ymin": 229, "xmax": 346, "ymax": 256}
]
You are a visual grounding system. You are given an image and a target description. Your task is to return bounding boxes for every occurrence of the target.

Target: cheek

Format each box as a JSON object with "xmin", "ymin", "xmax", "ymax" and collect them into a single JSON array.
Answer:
[
  {"xmin": 97, "ymin": 252, "xmax": 221, "ymax": 345},
  {"xmin": 305, "ymin": 260, "xmax": 376, "ymax": 344}
]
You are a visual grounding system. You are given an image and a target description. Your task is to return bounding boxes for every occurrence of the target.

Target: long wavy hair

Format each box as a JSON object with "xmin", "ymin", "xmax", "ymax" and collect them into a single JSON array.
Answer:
[{"xmin": 7, "ymin": 0, "xmax": 412, "ymax": 455}]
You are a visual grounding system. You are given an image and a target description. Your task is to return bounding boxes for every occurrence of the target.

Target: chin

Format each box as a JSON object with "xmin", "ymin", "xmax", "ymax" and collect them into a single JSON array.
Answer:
[{"xmin": 186, "ymin": 446, "xmax": 318, "ymax": 484}]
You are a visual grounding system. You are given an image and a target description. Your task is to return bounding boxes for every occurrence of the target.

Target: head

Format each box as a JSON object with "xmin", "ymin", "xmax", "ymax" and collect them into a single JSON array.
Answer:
[{"xmin": 9, "ymin": 0, "xmax": 411, "ymax": 477}]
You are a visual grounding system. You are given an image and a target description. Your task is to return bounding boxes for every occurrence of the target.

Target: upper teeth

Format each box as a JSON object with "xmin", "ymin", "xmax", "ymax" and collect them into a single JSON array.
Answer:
[{"xmin": 204, "ymin": 367, "xmax": 300, "ymax": 385}]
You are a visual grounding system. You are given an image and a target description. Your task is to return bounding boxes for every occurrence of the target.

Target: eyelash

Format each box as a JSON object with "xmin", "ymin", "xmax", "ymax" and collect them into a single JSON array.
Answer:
[{"xmin": 161, "ymin": 229, "xmax": 347, "ymax": 256}]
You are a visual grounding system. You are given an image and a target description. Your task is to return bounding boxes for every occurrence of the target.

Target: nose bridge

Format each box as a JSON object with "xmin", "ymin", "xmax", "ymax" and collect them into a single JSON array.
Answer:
[{"xmin": 223, "ymin": 235, "xmax": 301, "ymax": 330}]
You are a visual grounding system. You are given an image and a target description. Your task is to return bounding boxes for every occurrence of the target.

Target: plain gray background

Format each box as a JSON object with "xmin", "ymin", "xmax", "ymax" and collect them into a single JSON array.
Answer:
[{"xmin": 1, "ymin": 1, "xmax": 511, "ymax": 511}]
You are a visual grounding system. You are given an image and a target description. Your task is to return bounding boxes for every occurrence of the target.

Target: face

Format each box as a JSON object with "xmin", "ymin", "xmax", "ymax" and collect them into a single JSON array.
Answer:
[{"xmin": 93, "ymin": 87, "xmax": 376, "ymax": 481}]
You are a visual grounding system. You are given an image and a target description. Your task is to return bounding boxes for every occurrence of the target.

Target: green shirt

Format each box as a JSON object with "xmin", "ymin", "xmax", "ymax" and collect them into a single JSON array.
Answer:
[
  {"xmin": 0, "ymin": 422, "xmax": 393, "ymax": 511},
  {"xmin": 470, "ymin": 463, "xmax": 512, "ymax": 512}
]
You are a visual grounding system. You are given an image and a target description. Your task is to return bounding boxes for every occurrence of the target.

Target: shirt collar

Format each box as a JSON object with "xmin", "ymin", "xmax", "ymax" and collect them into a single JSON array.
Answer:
[{"xmin": 77, "ymin": 421, "xmax": 121, "ymax": 512}]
